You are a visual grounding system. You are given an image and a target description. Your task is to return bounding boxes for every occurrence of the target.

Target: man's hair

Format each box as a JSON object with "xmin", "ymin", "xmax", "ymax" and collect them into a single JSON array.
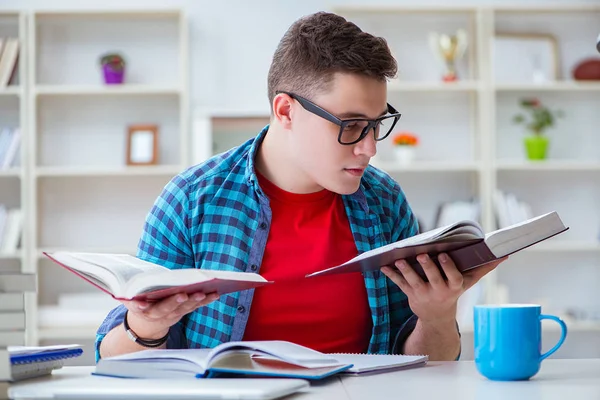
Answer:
[{"xmin": 267, "ymin": 12, "xmax": 397, "ymax": 106}]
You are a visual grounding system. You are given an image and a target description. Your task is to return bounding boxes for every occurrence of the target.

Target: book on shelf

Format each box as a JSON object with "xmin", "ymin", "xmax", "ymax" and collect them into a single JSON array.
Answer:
[
  {"xmin": 94, "ymin": 340, "xmax": 428, "ymax": 380},
  {"xmin": 0, "ymin": 207, "xmax": 23, "ymax": 254},
  {"xmin": 0, "ymin": 127, "xmax": 21, "ymax": 169},
  {"xmin": 0, "ymin": 38, "xmax": 19, "ymax": 88},
  {"xmin": 43, "ymin": 252, "xmax": 273, "ymax": 302},
  {"xmin": 307, "ymin": 211, "xmax": 568, "ymax": 280}
]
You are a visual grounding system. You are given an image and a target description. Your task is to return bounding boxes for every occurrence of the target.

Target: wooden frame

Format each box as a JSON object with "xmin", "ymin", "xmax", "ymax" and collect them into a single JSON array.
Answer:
[
  {"xmin": 493, "ymin": 32, "xmax": 560, "ymax": 83},
  {"xmin": 126, "ymin": 124, "xmax": 159, "ymax": 165}
]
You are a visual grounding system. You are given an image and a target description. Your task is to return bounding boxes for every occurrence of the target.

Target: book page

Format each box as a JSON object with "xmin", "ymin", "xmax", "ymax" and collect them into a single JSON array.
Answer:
[
  {"xmin": 69, "ymin": 253, "xmax": 167, "ymax": 283},
  {"xmin": 100, "ymin": 348, "xmax": 212, "ymax": 374},
  {"xmin": 342, "ymin": 221, "xmax": 483, "ymax": 265},
  {"xmin": 484, "ymin": 211, "xmax": 567, "ymax": 257},
  {"xmin": 207, "ymin": 341, "xmax": 343, "ymax": 369},
  {"xmin": 124, "ymin": 268, "xmax": 268, "ymax": 299},
  {"xmin": 47, "ymin": 252, "xmax": 123, "ymax": 295}
]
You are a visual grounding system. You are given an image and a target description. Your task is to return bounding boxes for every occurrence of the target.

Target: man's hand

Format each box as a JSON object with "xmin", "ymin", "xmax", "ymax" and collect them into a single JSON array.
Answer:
[
  {"xmin": 381, "ymin": 253, "xmax": 507, "ymax": 324},
  {"xmin": 381, "ymin": 253, "xmax": 507, "ymax": 360},
  {"xmin": 123, "ymin": 292, "xmax": 220, "ymax": 340}
]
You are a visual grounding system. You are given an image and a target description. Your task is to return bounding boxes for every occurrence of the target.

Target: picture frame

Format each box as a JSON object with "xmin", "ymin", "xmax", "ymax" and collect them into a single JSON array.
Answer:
[
  {"xmin": 493, "ymin": 33, "xmax": 560, "ymax": 83},
  {"xmin": 126, "ymin": 124, "xmax": 158, "ymax": 166}
]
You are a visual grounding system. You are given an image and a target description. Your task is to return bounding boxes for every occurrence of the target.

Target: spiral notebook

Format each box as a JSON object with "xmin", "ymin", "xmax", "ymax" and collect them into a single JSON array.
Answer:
[
  {"xmin": 8, "ymin": 344, "xmax": 83, "ymax": 381},
  {"xmin": 329, "ymin": 353, "xmax": 428, "ymax": 374}
]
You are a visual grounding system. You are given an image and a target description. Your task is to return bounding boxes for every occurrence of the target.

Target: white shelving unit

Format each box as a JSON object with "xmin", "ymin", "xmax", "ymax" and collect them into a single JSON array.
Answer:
[
  {"xmin": 193, "ymin": 5, "xmax": 600, "ymax": 359},
  {"xmin": 18, "ymin": 10, "xmax": 190, "ymax": 364}
]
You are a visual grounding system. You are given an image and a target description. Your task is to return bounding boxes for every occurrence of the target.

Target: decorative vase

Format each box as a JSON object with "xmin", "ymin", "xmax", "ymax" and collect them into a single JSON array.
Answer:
[
  {"xmin": 393, "ymin": 146, "xmax": 416, "ymax": 165},
  {"xmin": 102, "ymin": 64, "xmax": 125, "ymax": 85},
  {"xmin": 524, "ymin": 135, "xmax": 549, "ymax": 160}
]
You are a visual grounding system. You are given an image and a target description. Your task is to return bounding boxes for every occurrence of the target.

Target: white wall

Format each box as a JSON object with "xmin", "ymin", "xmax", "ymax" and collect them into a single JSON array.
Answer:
[{"xmin": 2, "ymin": 0, "xmax": 597, "ymax": 113}]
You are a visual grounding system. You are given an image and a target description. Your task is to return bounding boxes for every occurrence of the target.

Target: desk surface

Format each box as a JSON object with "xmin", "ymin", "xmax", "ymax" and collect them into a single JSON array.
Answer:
[{"xmin": 9, "ymin": 359, "xmax": 600, "ymax": 400}]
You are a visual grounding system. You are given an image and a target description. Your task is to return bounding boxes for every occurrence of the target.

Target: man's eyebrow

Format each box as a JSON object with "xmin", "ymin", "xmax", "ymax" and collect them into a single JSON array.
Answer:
[{"xmin": 337, "ymin": 109, "xmax": 389, "ymax": 119}]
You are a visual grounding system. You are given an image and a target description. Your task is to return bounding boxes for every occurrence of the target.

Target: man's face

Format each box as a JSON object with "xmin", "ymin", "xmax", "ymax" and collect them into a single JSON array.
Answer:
[{"xmin": 288, "ymin": 72, "xmax": 388, "ymax": 195}]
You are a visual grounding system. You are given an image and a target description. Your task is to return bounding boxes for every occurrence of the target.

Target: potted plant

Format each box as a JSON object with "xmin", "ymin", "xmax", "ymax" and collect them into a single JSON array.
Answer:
[
  {"xmin": 391, "ymin": 132, "xmax": 419, "ymax": 165},
  {"xmin": 99, "ymin": 52, "xmax": 126, "ymax": 85},
  {"xmin": 513, "ymin": 98, "xmax": 563, "ymax": 160}
]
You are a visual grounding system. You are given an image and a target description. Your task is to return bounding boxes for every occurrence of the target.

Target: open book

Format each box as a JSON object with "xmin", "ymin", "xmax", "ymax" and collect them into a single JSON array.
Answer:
[
  {"xmin": 308, "ymin": 211, "xmax": 568, "ymax": 280},
  {"xmin": 94, "ymin": 340, "xmax": 428, "ymax": 380},
  {"xmin": 94, "ymin": 341, "xmax": 353, "ymax": 380},
  {"xmin": 43, "ymin": 252, "xmax": 272, "ymax": 302}
]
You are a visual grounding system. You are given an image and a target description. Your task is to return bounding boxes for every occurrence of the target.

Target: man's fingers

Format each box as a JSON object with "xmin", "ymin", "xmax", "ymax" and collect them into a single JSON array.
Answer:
[
  {"xmin": 145, "ymin": 293, "xmax": 189, "ymax": 318},
  {"xmin": 381, "ymin": 266, "xmax": 412, "ymax": 295},
  {"xmin": 393, "ymin": 260, "xmax": 427, "ymax": 294},
  {"xmin": 416, "ymin": 254, "xmax": 446, "ymax": 290},
  {"xmin": 438, "ymin": 253, "xmax": 463, "ymax": 290}
]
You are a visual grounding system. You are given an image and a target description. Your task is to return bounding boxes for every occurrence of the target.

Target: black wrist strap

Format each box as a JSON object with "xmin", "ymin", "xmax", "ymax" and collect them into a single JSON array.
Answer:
[{"xmin": 123, "ymin": 310, "xmax": 169, "ymax": 348}]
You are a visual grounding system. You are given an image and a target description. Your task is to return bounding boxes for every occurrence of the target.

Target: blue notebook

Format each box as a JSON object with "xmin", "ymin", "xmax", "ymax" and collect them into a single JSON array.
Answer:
[{"xmin": 8, "ymin": 345, "xmax": 83, "ymax": 381}]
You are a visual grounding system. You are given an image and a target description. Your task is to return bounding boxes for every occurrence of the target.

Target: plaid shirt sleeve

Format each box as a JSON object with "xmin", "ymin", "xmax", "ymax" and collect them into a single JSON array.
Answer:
[
  {"xmin": 387, "ymin": 186, "xmax": 461, "ymax": 359},
  {"xmin": 94, "ymin": 175, "xmax": 195, "ymax": 362},
  {"xmin": 388, "ymin": 189, "xmax": 420, "ymax": 354}
]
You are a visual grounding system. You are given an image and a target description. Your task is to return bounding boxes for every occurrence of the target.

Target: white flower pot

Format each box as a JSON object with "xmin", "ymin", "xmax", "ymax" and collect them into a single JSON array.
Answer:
[{"xmin": 393, "ymin": 146, "xmax": 416, "ymax": 165}]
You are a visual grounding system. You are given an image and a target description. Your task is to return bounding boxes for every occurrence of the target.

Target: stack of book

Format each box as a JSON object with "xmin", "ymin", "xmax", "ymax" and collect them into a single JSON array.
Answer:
[{"xmin": 0, "ymin": 272, "xmax": 36, "ymax": 395}]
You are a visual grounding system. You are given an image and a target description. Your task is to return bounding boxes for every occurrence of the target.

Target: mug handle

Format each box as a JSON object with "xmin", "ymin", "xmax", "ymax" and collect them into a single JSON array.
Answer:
[{"xmin": 539, "ymin": 314, "xmax": 568, "ymax": 361}]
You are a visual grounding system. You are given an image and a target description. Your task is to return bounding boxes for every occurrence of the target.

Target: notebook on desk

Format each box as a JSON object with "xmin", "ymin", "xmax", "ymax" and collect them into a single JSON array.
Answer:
[
  {"xmin": 330, "ymin": 353, "xmax": 428, "ymax": 374},
  {"xmin": 8, "ymin": 344, "xmax": 83, "ymax": 381}
]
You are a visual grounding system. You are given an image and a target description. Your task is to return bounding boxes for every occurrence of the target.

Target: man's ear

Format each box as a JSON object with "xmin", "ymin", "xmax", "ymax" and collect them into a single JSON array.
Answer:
[{"xmin": 272, "ymin": 93, "xmax": 294, "ymax": 130}]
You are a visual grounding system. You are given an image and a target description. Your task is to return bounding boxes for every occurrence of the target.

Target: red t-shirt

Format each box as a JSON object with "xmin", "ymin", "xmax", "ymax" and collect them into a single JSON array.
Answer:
[{"xmin": 242, "ymin": 170, "xmax": 372, "ymax": 353}]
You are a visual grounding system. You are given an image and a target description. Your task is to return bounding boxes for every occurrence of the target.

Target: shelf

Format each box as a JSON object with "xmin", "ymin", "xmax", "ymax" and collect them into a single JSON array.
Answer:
[
  {"xmin": 38, "ymin": 326, "xmax": 99, "ymax": 341},
  {"xmin": 523, "ymin": 241, "xmax": 600, "ymax": 253},
  {"xmin": 38, "ymin": 247, "xmax": 137, "ymax": 258},
  {"xmin": 371, "ymin": 161, "xmax": 481, "ymax": 173},
  {"xmin": 34, "ymin": 85, "xmax": 182, "ymax": 96},
  {"xmin": 0, "ymin": 168, "xmax": 21, "ymax": 177},
  {"xmin": 34, "ymin": 9, "xmax": 182, "ymax": 18},
  {"xmin": 335, "ymin": 5, "xmax": 478, "ymax": 14},
  {"xmin": 388, "ymin": 81, "xmax": 481, "ymax": 92},
  {"xmin": 35, "ymin": 165, "xmax": 183, "ymax": 177},
  {"xmin": 0, "ymin": 251, "xmax": 22, "ymax": 260},
  {"xmin": 495, "ymin": 82, "xmax": 600, "ymax": 92},
  {"xmin": 496, "ymin": 161, "xmax": 600, "ymax": 172},
  {"xmin": 0, "ymin": 87, "xmax": 21, "ymax": 96}
]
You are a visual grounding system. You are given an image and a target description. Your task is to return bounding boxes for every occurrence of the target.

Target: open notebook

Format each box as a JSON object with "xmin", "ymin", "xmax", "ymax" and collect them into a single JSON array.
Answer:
[{"xmin": 331, "ymin": 353, "xmax": 428, "ymax": 374}]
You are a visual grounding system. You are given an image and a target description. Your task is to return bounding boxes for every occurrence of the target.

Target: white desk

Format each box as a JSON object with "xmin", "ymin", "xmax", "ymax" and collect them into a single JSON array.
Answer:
[{"xmin": 8, "ymin": 360, "xmax": 600, "ymax": 400}]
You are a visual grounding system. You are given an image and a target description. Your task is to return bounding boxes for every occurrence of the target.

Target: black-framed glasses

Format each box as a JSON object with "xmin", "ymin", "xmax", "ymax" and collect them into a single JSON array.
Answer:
[{"xmin": 276, "ymin": 90, "xmax": 401, "ymax": 145}]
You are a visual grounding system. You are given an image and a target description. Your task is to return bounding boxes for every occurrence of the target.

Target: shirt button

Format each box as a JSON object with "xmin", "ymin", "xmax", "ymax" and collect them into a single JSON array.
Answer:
[
  {"xmin": 250, "ymin": 264, "xmax": 258, "ymax": 271},
  {"xmin": 259, "ymin": 222, "xmax": 267, "ymax": 230},
  {"xmin": 237, "ymin": 305, "xmax": 246, "ymax": 313}
]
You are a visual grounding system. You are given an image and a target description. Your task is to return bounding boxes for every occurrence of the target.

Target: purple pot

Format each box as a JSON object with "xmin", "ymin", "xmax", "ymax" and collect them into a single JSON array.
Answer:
[{"xmin": 102, "ymin": 64, "xmax": 125, "ymax": 84}]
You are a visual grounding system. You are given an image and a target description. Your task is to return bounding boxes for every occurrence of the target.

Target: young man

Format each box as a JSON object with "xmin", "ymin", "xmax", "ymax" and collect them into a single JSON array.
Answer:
[{"xmin": 96, "ymin": 11, "xmax": 504, "ymax": 362}]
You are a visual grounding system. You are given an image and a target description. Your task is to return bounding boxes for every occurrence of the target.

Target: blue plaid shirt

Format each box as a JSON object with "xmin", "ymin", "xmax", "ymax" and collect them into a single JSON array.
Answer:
[{"xmin": 95, "ymin": 125, "xmax": 419, "ymax": 362}]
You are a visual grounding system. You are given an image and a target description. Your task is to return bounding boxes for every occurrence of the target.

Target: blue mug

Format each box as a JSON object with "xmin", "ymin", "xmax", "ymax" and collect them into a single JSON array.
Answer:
[{"xmin": 474, "ymin": 304, "xmax": 567, "ymax": 381}]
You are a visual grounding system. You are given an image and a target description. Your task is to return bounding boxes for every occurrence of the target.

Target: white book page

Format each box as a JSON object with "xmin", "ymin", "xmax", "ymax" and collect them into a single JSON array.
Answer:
[
  {"xmin": 124, "ymin": 268, "xmax": 268, "ymax": 298},
  {"xmin": 48, "ymin": 252, "xmax": 123, "ymax": 295},
  {"xmin": 70, "ymin": 253, "xmax": 167, "ymax": 283},
  {"xmin": 484, "ymin": 211, "xmax": 565, "ymax": 256},
  {"xmin": 103, "ymin": 348, "xmax": 212, "ymax": 373},
  {"xmin": 330, "ymin": 354, "xmax": 427, "ymax": 373},
  {"xmin": 342, "ymin": 221, "xmax": 483, "ymax": 265},
  {"xmin": 207, "ymin": 341, "xmax": 343, "ymax": 369}
]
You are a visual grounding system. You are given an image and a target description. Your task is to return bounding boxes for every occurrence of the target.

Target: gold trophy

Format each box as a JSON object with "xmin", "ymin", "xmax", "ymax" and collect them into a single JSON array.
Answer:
[{"xmin": 428, "ymin": 29, "xmax": 468, "ymax": 82}]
